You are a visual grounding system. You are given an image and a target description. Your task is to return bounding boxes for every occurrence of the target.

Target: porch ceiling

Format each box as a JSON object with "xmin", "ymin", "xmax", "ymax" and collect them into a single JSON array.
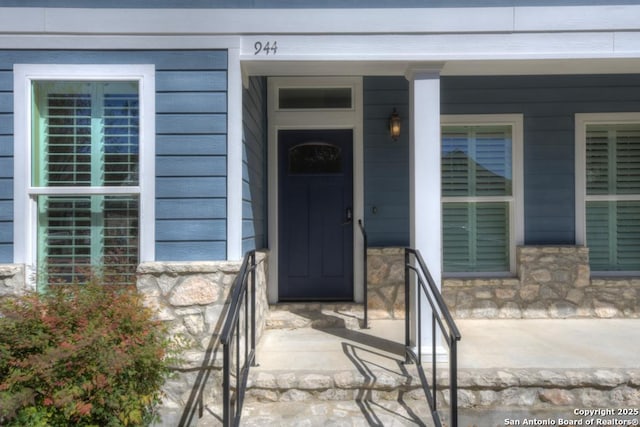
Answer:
[{"xmin": 242, "ymin": 58, "xmax": 640, "ymax": 79}]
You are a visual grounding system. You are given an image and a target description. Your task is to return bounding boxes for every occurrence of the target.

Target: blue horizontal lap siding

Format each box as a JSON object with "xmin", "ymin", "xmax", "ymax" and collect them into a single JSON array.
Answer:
[
  {"xmin": 155, "ymin": 56, "xmax": 228, "ymax": 264},
  {"xmin": 363, "ymin": 76, "xmax": 410, "ymax": 246},
  {"xmin": 156, "ymin": 199, "xmax": 226, "ymax": 220},
  {"xmin": 156, "ymin": 157, "xmax": 227, "ymax": 177},
  {"xmin": 155, "ymin": 71, "xmax": 227, "ymax": 92},
  {"xmin": 0, "ymin": 50, "xmax": 228, "ymax": 263},
  {"xmin": 364, "ymin": 74, "xmax": 640, "ymax": 246},
  {"xmin": 157, "ymin": 134, "xmax": 226, "ymax": 156},
  {"xmin": 241, "ymin": 76, "xmax": 267, "ymax": 254},
  {"xmin": 150, "ymin": 50, "xmax": 229, "ymax": 261},
  {"xmin": 441, "ymin": 74, "xmax": 640, "ymax": 244},
  {"xmin": 0, "ymin": 68, "xmax": 12, "ymax": 261}
]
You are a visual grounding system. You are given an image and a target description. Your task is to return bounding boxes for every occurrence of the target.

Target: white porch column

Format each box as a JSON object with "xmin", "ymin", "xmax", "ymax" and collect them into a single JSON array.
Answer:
[
  {"xmin": 406, "ymin": 64, "xmax": 444, "ymax": 358},
  {"xmin": 227, "ymin": 48, "xmax": 243, "ymax": 261}
]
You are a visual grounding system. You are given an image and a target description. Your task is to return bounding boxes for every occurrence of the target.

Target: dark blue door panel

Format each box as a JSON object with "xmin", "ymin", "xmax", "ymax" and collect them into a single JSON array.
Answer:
[{"xmin": 279, "ymin": 129, "xmax": 353, "ymax": 300}]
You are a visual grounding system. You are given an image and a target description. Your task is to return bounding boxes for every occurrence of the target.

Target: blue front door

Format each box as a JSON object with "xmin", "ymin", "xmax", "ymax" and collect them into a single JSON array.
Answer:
[{"xmin": 278, "ymin": 129, "xmax": 354, "ymax": 300}]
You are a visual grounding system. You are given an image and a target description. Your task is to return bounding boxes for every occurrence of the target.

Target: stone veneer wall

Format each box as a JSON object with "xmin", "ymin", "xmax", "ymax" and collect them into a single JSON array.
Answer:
[
  {"xmin": 367, "ymin": 247, "xmax": 406, "ymax": 319},
  {"xmin": 136, "ymin": 250, "xmax": 269, "ymax": 426},
  {"xmin": 367, "ymin": 246, "xmax": 640, "ymax": 319},
  {"xmin": 0, "ymin": 265, "xmax": 26, "ymax": 298},
  {"xmin": 444, "ymin": 246, "xmax": 639, "ymax": 318}
]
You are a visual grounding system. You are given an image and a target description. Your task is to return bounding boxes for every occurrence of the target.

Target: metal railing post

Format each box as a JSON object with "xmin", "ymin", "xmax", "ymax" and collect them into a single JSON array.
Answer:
[
  {"xmin": 358, "ymin": 220, "xmax": 369, "ymax": 329},
  {"xmin": 450, "ymin": 337, "xmax": 458, "ymax": 427},
  {"xmin": 250, "ymin": 252, "xmax": 257, "ymax": 366},
  {"xmin": 220, "ymin": 250, "xmax": 261, "ymax": 427},
  {"xmin": 404, "ymin": 249, "xmax": 411, "ymax": 364},
  {"xmin": 403, "ymin": 248, "xmax": 461, "ymax": 427},
  {"xmin": 222, "ymin": 344, "xmax": 230, "ymax": 426},
  {"xmin": 432, "ymin": 311, "xmax": 437, "ymax": 412}
]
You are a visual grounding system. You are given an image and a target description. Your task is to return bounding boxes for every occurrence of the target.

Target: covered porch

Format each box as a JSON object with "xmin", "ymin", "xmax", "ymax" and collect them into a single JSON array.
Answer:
[
  {"xmin": 239, "ymin": 57, "xmax": 640, "ymax": 313},
  {"xmin": 236, "ymin": 311, "xmax": 640, "ymax": 425}
]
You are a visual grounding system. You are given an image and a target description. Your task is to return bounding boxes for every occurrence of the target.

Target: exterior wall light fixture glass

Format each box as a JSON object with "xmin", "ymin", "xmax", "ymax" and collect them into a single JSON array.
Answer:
[{"xmin": 389, "ymin": 108, "xmax": 401, "ymax": 141}]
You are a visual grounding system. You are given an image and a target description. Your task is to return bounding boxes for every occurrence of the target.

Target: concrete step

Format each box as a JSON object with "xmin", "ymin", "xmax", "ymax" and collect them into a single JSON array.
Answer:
[
  {"xmin": 245, "ymin": 365, "xmax": 640, "ymax": 407},
  {"xmin": 266, "ymin": 303, "xmax": 367, "ymax": 330},
  {"xmin": 236, "ymin": 313, "xmax": 640, "ymax": 426},
  {"xmin": 250, "ymin": 318, "xmax": 640, "ymax": 408},
  {"xmin": 246, "ymin": 366, "xmax": 425, "ymax": 403},
  {"xmin": 239, "ymin": 400, "xmax": 437, "ymax": 427},
  {"xmin": 451, "ymin": 367, "xmax": 640, "ymax": 409}
]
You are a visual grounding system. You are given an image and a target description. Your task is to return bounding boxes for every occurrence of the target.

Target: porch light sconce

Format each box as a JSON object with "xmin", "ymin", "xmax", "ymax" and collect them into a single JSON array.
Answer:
[{"xmin": 389, "ymin": 108, "xmax": 401, "ymax": 141}]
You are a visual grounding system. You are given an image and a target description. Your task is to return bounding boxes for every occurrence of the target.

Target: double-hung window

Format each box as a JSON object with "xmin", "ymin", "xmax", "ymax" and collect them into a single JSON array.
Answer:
[
  {"xmin": 14, "ymin": 65, "xmax": 155, "ymax": 288},
  {"xmin": 576, "ymin": 113, "xmax": 640, "ymax": 273},
  {"xmin": 441, "ymin": 115, "xmax": 523, "ymax": 275}
]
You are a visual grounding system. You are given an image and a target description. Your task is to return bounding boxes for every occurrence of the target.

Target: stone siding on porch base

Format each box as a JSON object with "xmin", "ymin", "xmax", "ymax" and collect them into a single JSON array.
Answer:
[
  {"xmin": 445, "ymin": 246, "xmax": 640, "ymax": 319},
  {"xmin": 367, "ymin": 246, "xmax": 640, "ymax": 319},
  {"xmin": 0, "ymin": 265, "xmax": 26, "ymax": 298},
  {"xmin": 367, "ymin": 247, "xmax": 406, "ymax": 319},
  {"xmin": 136, "ymin": 251, "xmax": 270, "ymax": 426}
]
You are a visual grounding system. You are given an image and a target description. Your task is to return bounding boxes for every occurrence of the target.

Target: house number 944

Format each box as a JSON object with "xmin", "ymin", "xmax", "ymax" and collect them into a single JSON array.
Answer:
[{"xmin": 254, "ymin": 41, "xmax": 278, "ymax": 55}]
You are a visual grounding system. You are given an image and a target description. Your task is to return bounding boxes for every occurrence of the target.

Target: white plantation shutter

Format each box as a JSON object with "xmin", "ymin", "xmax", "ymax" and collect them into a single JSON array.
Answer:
[
  {"xmin": 32, "ymin": 81, "xmax": 140, "ymax": 285},
  {"xmin": 475, "ymin": 129, "xmax": 512, "ymax": 196},
  {"xmin": 103, "ymin": 92, "xmax": 139, "ymax": 186},
  {"xmin": 443, "ymin": 202, "xmax": 510, "ymax": 272},
  {"xmin": 37, "ymin": 196, "xmax": 93, "ymax": 283},
  {"xmin": 442, "ymin": 125, "xmax": 513, "ymax": 273},
  {"xmin": 616, "ymin": 128, "xmax": 640, "ymax": 194},
  {"xmin": 585, "ymin": 124, "xmax": 640, "ymax": 271}
]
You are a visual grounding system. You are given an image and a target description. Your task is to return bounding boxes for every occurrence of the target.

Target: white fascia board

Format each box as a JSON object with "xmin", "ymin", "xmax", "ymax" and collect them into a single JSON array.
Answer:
[
  {"xmin": 0, "ymin": 35, "xmax": 239, "ymax": 50},
  {"xmin": 2, "ymin": 5, "xmax": 638, "ymax": 35},
  {"xmin": 38, "ymin": 7, "xmax": 514, "ymax": 35},
  {"xmin": 515, "ymin": 5, "xmax": 640, "ymax": 32},
  {"xmin": 441, "ymin": 58, "xmax": 640, "ymax": 76},
  {"xmin": 241, "ymin": 32, "xmax": 621, "ymax": 61},
  {"xmin": 615, "ymin": 33, "xmax": 640, "ymax": 55},
  {"xmin": 0, "ymin": 8, "xmax": 45, "ymax": 33}
]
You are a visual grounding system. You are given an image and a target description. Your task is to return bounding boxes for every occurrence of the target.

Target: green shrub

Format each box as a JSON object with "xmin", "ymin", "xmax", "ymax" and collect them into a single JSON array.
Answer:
[{"xmin": 0, "ymin": 281, "xmax": 171, "ymax": 426}]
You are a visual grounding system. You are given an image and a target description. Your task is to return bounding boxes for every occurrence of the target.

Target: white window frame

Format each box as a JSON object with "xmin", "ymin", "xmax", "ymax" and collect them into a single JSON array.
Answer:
[
  {"xmin": 575, "ymin": 112, "xmax": 640, "ymax": 275},
  {"xmin": 441, "ymin": 114, "xmax": 524, "ymax": 276},
  {"xmin": 13, "ymin": 64, "xmax": 155, "ymax": 288}
]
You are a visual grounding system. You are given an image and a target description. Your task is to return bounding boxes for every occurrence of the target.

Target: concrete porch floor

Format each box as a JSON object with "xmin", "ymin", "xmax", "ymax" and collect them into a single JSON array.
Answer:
[
  {"xmin": 255, "ymin": 318, "xmax": 640, "ymax": 372},
  {"xmin": 239, "ymin": 318, "xmax": 640, "ymax": 426}
]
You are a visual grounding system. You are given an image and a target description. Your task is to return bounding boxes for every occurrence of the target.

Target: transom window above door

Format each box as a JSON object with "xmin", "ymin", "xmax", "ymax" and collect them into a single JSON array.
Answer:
[{"xmin": 278, "ymin": 87, "xmax": 353, "ymax": 110}]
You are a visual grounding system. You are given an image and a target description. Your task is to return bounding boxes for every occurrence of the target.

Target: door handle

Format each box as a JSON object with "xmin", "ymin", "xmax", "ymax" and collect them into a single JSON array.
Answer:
[{"xmin": 342, "ymin": 207, "xmax": 353, "ymax": 225}]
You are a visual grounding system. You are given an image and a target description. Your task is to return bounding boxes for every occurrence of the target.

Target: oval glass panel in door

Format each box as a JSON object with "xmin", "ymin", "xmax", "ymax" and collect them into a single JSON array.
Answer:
[{"xmin": 289, "ymin": 142, "xmax": 342, "ymax": 174}]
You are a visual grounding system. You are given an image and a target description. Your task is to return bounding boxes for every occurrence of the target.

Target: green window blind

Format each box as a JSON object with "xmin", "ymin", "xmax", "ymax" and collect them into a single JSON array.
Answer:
[
  {"xmin": 585, "ymin": 124, "xmax": 640, "ymax": 271},
  {"xmin": 32, "ymin": 81, "xmax": 140, "ymax": 286},
  {"xmin": 442, "ymin": 125, "xmax": 513, "ymax": 273},
  {"xmin": 442, "ymin": 126, "xmax": 512, "ymax": 197},
  {"xmin": 443, "ymin": 202, "xmax": 510, "ymax": 272}
]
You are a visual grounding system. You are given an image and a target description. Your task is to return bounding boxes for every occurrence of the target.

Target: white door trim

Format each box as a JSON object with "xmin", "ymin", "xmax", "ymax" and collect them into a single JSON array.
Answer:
[{"xmin": 267, "ymin": 76, "xmax": 364, "ymax": 304}]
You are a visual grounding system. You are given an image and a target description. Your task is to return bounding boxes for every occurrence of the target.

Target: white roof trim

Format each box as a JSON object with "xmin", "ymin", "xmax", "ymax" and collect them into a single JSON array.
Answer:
[{"xmin": 3, "ymin": 5, "xmax": 640, "ymax": 35}]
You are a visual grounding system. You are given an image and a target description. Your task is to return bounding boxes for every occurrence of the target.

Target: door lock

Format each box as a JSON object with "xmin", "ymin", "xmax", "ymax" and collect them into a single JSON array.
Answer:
[{"xmin": 342, "ymin": 207, "xmax": 353, "ymax": 225}]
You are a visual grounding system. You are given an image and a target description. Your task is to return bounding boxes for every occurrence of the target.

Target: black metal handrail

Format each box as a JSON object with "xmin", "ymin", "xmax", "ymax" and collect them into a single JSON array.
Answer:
[
  {"xmin": 404, "ymin": 248, "xmax": 461, "ymax": 427},
  {"xmin": 220, "ymin": 250, "xmax": 258, "ymax": 427},
  {"xmin": 358, "ymin": 219, "xmax": 369, "ymax": 329}
]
